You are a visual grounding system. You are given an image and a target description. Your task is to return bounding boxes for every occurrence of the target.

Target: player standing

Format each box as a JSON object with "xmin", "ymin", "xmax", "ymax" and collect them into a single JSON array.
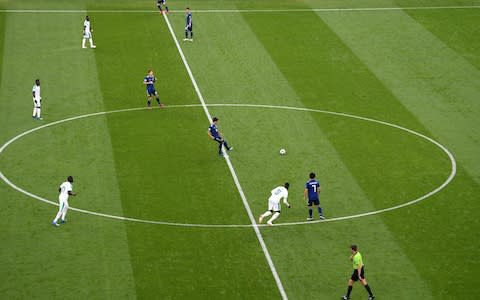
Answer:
[
  {"xmin": 258, "ymin": 183, "xmax": 291, "ymax": 226},
  {"xmin": 143, "ymin": 69, "xmax": 163, "ymax": 108},
  {"xmin": 52, "ymin": 176, "xmax": 76, "ymax": 227},
  {"xmin": 157, "ymin": 0, "xmax": 169, "ymax": 14},
  {"xmin": 341, "ymin": 245, "xmax": 375, "ymax": 300},
  {"xmin": 207, "ymin": 117, "xmax": 233, "ymax": 156},
  {"xmin": 304, "ymin": 172, "xmax": 325, "ymax": 221},
  {"xmin": 32, "ymin": 79, "xmax": 42, "ymax": 120},
  {"xmin": 82, "ymin": 15, "xmax": 96, "ymax": 49},
  {"xmin": 183, "ymin": 7, "xmax": 193, "ymax": 41}
]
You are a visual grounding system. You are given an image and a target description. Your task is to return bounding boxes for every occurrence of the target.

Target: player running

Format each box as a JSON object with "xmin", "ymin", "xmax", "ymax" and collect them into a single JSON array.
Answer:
[
  {"xmin": 143, "ymin": 69, "xmax": 164, "ymax": 108},
  {"xmin": 305, "ymin": 172, "xmax": 325, "ymax": 220},
  {"xmin": 183, "ymin": 7, "xmax": 193, "ymax": 41},
  {"xmin": 82, "ymin": 15, "xmax": 96, "ymax": 49},
  {"xmin": 52, "ymin": 176, "xmax": 76, "ymax": 227},
  {"xmin": 258, "ymin": 183, "xmax": 291, "ymax": 226},
  {"xmin": 207, "ymin": 117, "xmax": 233, "ymax": 156},
  {"xmin": 32, "ymin": 79, "xmax": 42, "ymax": 120},
  {"xmin": 156, "ymin": 0, "xmax": 169, "ymax": 14}
]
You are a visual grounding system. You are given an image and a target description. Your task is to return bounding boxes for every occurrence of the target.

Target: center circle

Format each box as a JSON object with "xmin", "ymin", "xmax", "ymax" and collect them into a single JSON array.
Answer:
[{"xmin": 0, "ymin": 104, "xmax": 456, "ymax": 228}]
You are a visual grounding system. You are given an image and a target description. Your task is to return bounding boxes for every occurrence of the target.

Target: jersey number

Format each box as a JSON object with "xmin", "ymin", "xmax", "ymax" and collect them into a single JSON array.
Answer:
[{"xmin": 312, "ymin": 185, "xmax": 317, "ymax": 193}]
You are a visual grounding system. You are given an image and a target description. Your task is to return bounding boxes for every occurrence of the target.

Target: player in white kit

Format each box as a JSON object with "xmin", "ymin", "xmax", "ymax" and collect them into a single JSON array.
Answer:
[
  {"xmin": 32, "ymin": 79, "xmax": 42, "ymax": 120},
  {"xmin": 258, "ymin": 183, "xmax": 290, "ymax": 225},
  {"xmin": 82, "ymin": 16, "xmax": 96, "ymax": 49},
  {"xmin": 52, "ymin": 176, "xmax": 76, "ymax": 226}
]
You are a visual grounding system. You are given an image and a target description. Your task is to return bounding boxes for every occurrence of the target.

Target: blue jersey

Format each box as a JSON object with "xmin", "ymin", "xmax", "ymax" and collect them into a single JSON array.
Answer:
[
  {"xmin": 305, "ymin": 179, "xmax": 320, "ymax": 200},
  {"xmin": 208, "ymin": 123, "xmax": 220, "ymax": 138},
  {"xmin": 186, "ymin": 12, "xmax": 192, "ymax": 27},
  {"xmin": 144, "ymin": 75, "xmax": 156, "ymax": 90}
]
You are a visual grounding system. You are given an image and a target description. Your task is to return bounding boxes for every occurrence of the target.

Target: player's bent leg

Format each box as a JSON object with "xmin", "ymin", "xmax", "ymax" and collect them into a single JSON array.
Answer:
[
  {"xmin": 259, "ymin": 210, "xmax": 273, "ymax": 223},
  {"xmin": 267, "ymin": 211, "xmax": 280, "ymax": 225}
]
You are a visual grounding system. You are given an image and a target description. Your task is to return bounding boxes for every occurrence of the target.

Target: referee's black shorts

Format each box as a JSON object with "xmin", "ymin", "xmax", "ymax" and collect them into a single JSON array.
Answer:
[{"xmin": 350, "ymin": 266, "xmax": 365, "ymax": 281}]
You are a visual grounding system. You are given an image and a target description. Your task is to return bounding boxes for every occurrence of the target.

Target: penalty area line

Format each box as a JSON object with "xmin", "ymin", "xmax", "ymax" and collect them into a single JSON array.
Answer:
[{"xmin": 161, "ymin": 13, "xmax": 289, "ymax": 300}]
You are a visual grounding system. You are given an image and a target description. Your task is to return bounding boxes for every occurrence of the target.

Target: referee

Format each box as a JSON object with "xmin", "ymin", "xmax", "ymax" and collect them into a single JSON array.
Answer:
[{"xmin": 341, "ymin": 245, "xmax": 375, "ymax": 300}]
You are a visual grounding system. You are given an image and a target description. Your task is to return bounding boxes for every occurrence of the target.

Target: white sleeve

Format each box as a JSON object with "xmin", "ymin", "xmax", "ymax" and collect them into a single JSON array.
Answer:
[{"xmin": 282, "ymin": 190, "xmax": 289, "ymax": 205}]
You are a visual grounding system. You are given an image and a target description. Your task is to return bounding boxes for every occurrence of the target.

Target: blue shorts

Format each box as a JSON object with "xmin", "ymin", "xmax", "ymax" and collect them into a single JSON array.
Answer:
[
  {"xmin": 146, "ymin": 88, "xmax": 157, "ymax": 97},
  {"xmin": 308, "ymin": 198, "xmax": 320, "ymax": 206}
]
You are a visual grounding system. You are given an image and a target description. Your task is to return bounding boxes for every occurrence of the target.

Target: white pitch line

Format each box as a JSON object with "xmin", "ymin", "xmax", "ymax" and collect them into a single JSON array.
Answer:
[
  {"xmin": 0, "ymin": 6, "xmax": 479, "ymax": 13},
  {"xmin": 161, "ymin": 13, "xmax": 288, "ymax": 300},
  {"xmin": 0, "ymin": 103, "xmax": 456, "ymax": 229}
]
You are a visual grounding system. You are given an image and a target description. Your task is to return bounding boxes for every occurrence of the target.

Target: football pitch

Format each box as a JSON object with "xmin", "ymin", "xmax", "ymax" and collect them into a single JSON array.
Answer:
[{"xmin": 1, "ymin": 0, "xmax": 479, "ymax": 299}]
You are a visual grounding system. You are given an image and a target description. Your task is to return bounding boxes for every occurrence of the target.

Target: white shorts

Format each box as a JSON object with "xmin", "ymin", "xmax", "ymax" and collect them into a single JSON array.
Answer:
[
  {"xmin": 33, "ymin": 98, "xmax": 41, "ymax": 107},
  {"xmin": 83, "ymin": 31, "xmax": 92, "ymax": 39},
  {"xmin": 268, "ymin": 196, "xmax": 281, "ymax": 212}
]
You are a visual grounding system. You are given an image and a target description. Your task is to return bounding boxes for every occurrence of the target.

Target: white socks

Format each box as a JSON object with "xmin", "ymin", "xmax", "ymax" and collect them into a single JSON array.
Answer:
[
  {"xmin": 53, "ymin": 203, "xmax": 68, "ymax": 223},
  {"xmin": 33, "ymin": 107, "xmax": 41, "ymax": 118},
  {"xmin": 82, "ymin": 38, "xmax": 95, "ymax": 48},
  {"xmin": 260, "ymin": 211, "xmax": 280, "ymax": 224},
  {"xmin": 268, "ymin": 212, "xmax": 280, "ymax": 224},
  {"xmin": 53, "ymin": 210, "xmax": 62, "ymax": 223}
]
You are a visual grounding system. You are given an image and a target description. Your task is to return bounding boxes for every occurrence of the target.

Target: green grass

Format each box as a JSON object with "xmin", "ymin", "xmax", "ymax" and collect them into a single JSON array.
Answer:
[{"xmin": 1, "ymin": 1, "xmax": 479, "ymax": 299}]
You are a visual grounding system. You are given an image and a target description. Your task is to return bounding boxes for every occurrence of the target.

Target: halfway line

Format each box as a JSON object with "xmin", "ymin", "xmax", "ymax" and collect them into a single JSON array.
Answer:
[
  {"xmin": 161, "ymin": 13, "xmax": 288, "ymax": 300},
  {"xmin": 0, "ymin": 6, "xmax": 479, "ymax": 13}
]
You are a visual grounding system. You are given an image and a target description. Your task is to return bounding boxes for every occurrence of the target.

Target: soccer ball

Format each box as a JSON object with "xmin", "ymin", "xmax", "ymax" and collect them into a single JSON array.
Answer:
[{"xmin": 279, "ymin": 149, "xmax": 286, "ymax": 155}]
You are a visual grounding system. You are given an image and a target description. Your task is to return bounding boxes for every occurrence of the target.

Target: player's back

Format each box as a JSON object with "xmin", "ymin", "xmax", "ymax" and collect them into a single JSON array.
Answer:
[
  {"xmin": 84, "ymin": 20, "xmax": 90, "ymax": 31},
  {"xmin": 306, "ymin": 179, "xmax": 320, "ymax": 199},
  {"xmin": 208, "ymin": 123, "xmax": 219, "ymax": 137},
  {"xmin": 59, "ymin": 181, "xmax": 72, "ymax": 199},
  {"xmin": 271, "ymin": 186, "xmax": 288, "ymax": 201}
]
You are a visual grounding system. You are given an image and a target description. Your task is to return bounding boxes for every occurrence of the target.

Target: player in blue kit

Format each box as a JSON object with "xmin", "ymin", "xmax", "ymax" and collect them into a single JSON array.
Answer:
[
  {"xmin": 183, "ymin": 7, "xmax": 193, "ymax": 41},
  {"xmin": 156, "ymin": 0, "xmax": 169, "ymax": 14},
  {"xmin": 143, "ymin": 69, "xmax": 164, "ymax": 109},
  {"xmin": 207, "ymin": 117, "xmax": 233, "ymax": 156},
  {"xmin": 304, "ymin": 172, "xmax": 325, "ymax": 221}
]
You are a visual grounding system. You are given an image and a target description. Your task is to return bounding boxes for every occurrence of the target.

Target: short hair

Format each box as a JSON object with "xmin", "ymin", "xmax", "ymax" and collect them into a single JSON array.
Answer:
[
  {"xmin": 284, "ymin": 182, "xmax": 289, "ymax": 189},
  {"xmin": 147, "ymin": 69, "xmax": 153, "ymax": 73},
  {"xmin": 351, "ymin": 244, "xmax": 358, "ymax": 251},
  {"xmin": 186, "ymin": 7, "xmax": 190, "ymax": 10},
  {"xmin": 67, "ymin": 176, "xmax": 74, "ymax": 183},
  {"xmin": 212, "ymin": 117, "xmax": 218, "ymax": 122},
  {"xmin": 309, "ymin": 172, "xmax": 315, "ymax": 179}
]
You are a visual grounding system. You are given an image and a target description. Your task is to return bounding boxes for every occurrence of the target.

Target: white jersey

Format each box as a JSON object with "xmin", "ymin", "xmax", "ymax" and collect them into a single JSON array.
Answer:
[
  {"xmin": 83, "ymin": 20, "xmax": 91, "ymax": 33},
  {"xmin": 269, "ymin": 186, "xmax": 289, "ymax": 204},
  {"xmin": 59, "ymin": 181, "xmax": 73, "ymax": 201},
  {"xmin": 32, "ymin": 84, "xmax": 41, "ymax": 100}
]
